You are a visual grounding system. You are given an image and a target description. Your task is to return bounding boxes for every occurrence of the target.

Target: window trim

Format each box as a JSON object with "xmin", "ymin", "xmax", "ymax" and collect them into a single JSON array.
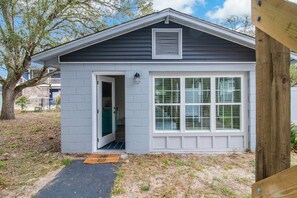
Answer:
[
  {"xmin": 152, "ymin": 73, "xmax": 246, "ymax": 134},
  {"xmin": 152, "ymin": 28, "xmax": 182, "ymax": 59}
]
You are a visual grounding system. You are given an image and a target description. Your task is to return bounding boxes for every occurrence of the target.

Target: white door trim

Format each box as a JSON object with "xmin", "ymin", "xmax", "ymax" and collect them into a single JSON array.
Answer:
[{"xmin": 91, "ymin": 72, "xmax": 125, "ymax": 153}]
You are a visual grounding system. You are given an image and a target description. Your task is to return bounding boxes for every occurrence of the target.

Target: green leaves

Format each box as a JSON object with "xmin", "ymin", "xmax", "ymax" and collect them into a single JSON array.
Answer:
[{"xmin": 290, "ymin": 64, "xmax": 297, "ymax": 87}]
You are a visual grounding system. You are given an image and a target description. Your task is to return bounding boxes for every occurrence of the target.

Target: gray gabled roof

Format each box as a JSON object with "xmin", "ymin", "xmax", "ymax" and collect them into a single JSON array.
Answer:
[{"xmin": 32, "ymin": 8, "xmax": 256, "ymax": 64}]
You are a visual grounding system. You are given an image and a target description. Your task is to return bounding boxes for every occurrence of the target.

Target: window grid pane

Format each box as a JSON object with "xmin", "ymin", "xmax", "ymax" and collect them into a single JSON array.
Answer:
[
  {"xmin": 216, "ymin": 105, "xmax": 241, "ymax": 130},
  {"xmin": 155, "ymin": 78, "xmax": 180, "ymax": 104},
  {"xmin": 185, "ymin": 78, "xmax": 211, "ymax": 104},
  {"xmin": 216, "ymin": 77, "xmax": 241, "ymax": 103},
  {"xmin": 155, "ymin": 106, "xmax": 180, "ymax": 130},
  {"xmin": 215, "ymin": 77, "xmax": 241, "ymax": 131},
  {"xmin": 155, "ymin": 78, "xmax": 181, "ymax": 131},
  {"xmin": 186, "ymin": 105, "xmax": 210, "ymax": 131}
]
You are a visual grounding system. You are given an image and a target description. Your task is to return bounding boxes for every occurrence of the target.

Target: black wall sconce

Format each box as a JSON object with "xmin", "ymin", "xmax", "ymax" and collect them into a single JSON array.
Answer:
[{"xmin": 134, "ymin": 72, "xmax": 141, "ymax": 84}]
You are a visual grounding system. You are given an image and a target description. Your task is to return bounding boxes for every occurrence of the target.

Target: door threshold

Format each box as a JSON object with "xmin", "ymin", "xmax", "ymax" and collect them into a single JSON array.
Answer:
[{"xmin": 94, "ymin": 149, "xmax": 126, "ymax": 154}]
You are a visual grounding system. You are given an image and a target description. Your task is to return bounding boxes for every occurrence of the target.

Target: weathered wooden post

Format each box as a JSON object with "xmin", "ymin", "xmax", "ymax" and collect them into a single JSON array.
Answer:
[
  {"xmin": 255, "ymin": 28, "xmax": 291, "ymax": 181},
  {"xmin": 251, "ymin": 0, "xmax": 297, "ymax": 195}
]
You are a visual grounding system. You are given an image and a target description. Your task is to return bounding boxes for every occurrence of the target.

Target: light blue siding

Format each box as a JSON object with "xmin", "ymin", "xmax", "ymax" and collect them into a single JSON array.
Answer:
[{"xmin": 60, "ymin": 63, "xmax": 256, "ymax": 153}]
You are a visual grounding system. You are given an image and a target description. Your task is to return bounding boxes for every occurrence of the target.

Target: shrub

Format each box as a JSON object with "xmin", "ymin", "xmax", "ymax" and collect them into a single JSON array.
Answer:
[
  {"xmin": 140, "ymin": 184, "xmax": 150, "ymax": 192},
  {"xmin": 56, "ymin": 95, "xmax": 61, "ymax": 109},
  {"xmin": 15, "ymin": 96, "xmax": 29, "ymax": 111},
  {"xmin": 291, "ymin": 123, "xmax": 297, "ymax": 150},
  {"xmin": 61, "ymin": 158, "xmax": 72, "ymax": 166}
]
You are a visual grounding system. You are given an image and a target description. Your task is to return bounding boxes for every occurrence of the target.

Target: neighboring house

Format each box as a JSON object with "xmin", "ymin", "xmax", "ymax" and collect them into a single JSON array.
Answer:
[
  {"xmin": 32, "ymin": 8, "xmax": 295, "ymax": 154},
  {"xmin": 22, "ymin": 68, "xmax": 61, "ymax": 110}
]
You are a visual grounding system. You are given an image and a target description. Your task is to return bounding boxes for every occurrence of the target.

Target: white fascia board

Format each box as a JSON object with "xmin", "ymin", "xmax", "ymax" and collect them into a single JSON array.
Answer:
[
  {"xmin": 168, "ymin": 11, "xmax": 255, "ymax": 49},
  {"xmin": 32, "ymin": 10, "xmax": 170, "ymax": 63}
]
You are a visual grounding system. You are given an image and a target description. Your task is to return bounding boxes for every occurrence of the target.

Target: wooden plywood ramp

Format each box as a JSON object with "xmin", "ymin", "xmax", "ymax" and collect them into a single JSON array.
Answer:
[
  {"xmin": 84, "ymin": 154, "xmax": 121, "ymax": 164},
  {"xmin": 252, "ymin": 165, "xmax": 297, "ymax": 197}
]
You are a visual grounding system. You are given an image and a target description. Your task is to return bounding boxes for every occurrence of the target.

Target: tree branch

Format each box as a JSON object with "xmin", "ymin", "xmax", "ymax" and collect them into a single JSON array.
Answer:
[
  {"xmin": 15, "ymin": 67, "xmax": 59, "ymax": 93},
  {"xmin": 0, "ymin": 75, "xmax": 6, "ymax": 85}
]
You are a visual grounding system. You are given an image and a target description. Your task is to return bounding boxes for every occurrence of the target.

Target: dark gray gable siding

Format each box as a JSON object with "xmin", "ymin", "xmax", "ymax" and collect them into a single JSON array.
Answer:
[{"xmin": 60, "ymin": 22, "xmax": 255, "ymax": 62}]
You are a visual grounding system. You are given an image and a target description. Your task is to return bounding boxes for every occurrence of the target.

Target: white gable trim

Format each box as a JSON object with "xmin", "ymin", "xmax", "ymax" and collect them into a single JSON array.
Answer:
[{"xmin": 32, "ymin": 9, "xmax": 255, "ymax": 64}]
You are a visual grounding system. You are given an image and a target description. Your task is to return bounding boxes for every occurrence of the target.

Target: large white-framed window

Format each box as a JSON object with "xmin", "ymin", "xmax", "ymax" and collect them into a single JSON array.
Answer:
[
  {"xmin": 155, "ymin": 78, "xmax": 181, "ymax": 131},
  {"xmin": 215, "ymin": 77, "xmax": 242, "ymax": 131},
  {"xmin": 185, "ymin": 78, "xmax": 211, "ymax": 132},
  {"xmin": 153, "ymin": 74, "xmax": 245, "ymax": 133},
  {"xmin": 152, "ymin": 28, "xmax": 182, "ymax": 59}
]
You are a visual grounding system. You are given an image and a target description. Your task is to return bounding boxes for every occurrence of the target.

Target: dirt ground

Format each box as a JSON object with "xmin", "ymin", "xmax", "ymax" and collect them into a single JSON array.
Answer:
[
  {"xmin": 1, "ymin": 111, "xmax": 297, "ymax": 198},
  {"xmin": 112, "ymin": 153, "xmax": 297, "ymax": 198},
  {"xmin": 0, "ymin": 111, "xmax": 65, "ymax": 198}
]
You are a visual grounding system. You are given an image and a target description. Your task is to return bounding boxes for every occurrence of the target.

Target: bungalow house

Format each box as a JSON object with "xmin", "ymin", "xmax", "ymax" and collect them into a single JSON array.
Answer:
[
  {"xmin": 22, "ymin": 68, "xmax": 61, "ymax": 110},
  {"xmin": 32, "ymin": 8, "xmax": 264, "ymax": 154}
]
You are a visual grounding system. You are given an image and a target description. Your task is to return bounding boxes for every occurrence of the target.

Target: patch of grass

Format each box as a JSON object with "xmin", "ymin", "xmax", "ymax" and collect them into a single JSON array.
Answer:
[
  {"xmin": 31, "ymin": 127, "xmax": 42, "ymax": 134},
  {"xmin": 3, "ymin": 131, "xmax": 16, "ymax": 137},
  {"xmin": 0, "ymin": 178, "xmax": 5, "ymax": 185},
  {"xmin": 250, "ymin": 160, "xmax": 255, "ymax": 167},
  {"xmin": 219, "ymin": 186, "xmax": 235, "ymax": 197},
  {"xmin": 112, "ymin": 176, "xmax": 126, "ymax": 196},
  {"xmin": 140, "ymin": 184, "xmax": 150, "ymax": 192},
  {"xmin": 235, "ymin": 177, "xmax": 251, "ymax": 185},
  {"xmin": 213, "ymin": 177, "xmax": 221, "ymax": 182},
  {"xmin": 189, "ymin": 160, "xmax": 204, "ymax": 171},
  {"xmin": 116, "ymin": 171, "xmax": 124, "ymax": 178},
  {"xmin": 10, "ymin": 143, "xmax": 17, "ymax": 149},
  {"xmin": 210, "ymin": 180, "xmax": 235, "ymax": 197},
  {"xmin": 162, "ymin": 159, "xmax": 169, "ymax": 165},
  {"xmin": 53, "ymin": 115, "xmax": 60, "ymax": 125},
  {"xmin": 224, "ymin": 164, "xmax": 233, "ymax": 170},
  {"xmin": 27, "ymin": 152, "xmax": 37, "ymax": 159},
  {"xmin": 61, "ymin": 158, "xmax": 72, "ymax": 166},
  {"xmin": 175, "ymin": 160, "xmax": 186, "ymax": 166},
  {"xmin": 0, "ymin": 161, "xmax": 8, "ymax": 169}
]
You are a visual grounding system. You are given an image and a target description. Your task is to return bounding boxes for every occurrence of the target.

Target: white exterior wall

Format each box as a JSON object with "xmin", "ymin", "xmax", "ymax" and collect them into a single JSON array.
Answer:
[
  {"xmin": 248, "ymin": 71, "xmax": 256, "ymax": 152},
  {"xmin": 60, "ymin": 63, "xmax": 256, "ymax": 153}
]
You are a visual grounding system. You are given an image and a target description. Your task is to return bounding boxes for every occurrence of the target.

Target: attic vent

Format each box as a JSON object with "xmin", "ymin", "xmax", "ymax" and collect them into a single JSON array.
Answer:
[{"xmin": 152, "ymin": 28, "xmax": 182, "ymax": 59}]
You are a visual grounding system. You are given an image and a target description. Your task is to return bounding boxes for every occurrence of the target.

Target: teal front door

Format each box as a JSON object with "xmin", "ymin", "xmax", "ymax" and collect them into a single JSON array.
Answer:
[{"xmin": 97, "ymin": 76, "xmax": 116, "ymax": 148}]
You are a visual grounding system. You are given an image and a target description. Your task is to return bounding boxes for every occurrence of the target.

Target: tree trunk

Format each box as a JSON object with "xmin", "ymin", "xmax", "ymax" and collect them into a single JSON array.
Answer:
[{"xmin": 0, "ymin": 84, "xmax": 17, "ymax": 120}]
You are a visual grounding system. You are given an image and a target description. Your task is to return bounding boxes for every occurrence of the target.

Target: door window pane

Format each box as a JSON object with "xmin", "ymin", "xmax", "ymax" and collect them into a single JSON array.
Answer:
[{"xmin": 102, "ymin": 82, "xmax": 113, "ymax": 137}]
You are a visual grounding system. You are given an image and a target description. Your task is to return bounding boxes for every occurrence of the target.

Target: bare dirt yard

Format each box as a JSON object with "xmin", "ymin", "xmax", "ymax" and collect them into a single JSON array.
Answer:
[
  {"xmin": 1, "ymin": 111, "xmax": 297, "ymax": 198},
  {"xmin": 112, "ymin": 153, "xmax": 297, "ymax": 198},
  {"xmin": 0, "ymin": 111, "xmax": 67, "ymax": 198}
]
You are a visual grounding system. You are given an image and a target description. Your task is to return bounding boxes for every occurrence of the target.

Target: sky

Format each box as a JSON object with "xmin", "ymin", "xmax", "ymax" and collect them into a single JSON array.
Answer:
[
  {"xmin": 1, "ymin": 0, "xmax": 297, "ymax": 78},
  {"xmin": 152, "ymin": 0, "xmax": 297, "ymax": 23}
]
